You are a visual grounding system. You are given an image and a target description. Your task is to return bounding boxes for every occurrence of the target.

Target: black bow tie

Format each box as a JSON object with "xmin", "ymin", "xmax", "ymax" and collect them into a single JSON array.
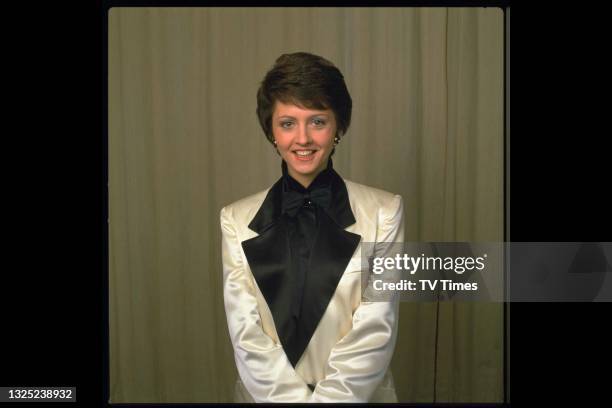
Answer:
[{"xmin": 281, "ymin": 186, "xmax": 332, "ymax": 218}]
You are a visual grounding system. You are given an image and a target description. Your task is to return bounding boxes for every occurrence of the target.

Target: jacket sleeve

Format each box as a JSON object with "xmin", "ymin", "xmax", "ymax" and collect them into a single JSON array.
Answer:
[
  {"xmin": 220, "ymin": 206, "xmax": 313, "ymax": 402},
  {"xmin": 309, "ymin": 194, "xmax": 404, "ymax": 403}
]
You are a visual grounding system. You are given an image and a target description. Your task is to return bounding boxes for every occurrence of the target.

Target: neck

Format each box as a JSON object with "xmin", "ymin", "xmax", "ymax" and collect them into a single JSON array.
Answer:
[{"xmin": 287, "ymin": 169, "xmax": 317, "ymax": 189}]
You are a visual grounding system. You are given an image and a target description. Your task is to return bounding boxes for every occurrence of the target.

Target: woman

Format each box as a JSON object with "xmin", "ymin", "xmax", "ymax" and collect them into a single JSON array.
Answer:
[{"xmin": 220, "ymin": 52, "xmax": 404, "ymax": 403}]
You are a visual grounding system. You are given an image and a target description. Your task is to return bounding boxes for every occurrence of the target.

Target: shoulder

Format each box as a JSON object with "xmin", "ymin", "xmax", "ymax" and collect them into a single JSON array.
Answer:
[
  {"xmin": 344, "ymin": 179, "xmax": 403, "ymax": 211},
  {"xmin": 220, "ymin": 188, "xmax": 269, "ymax": 226},
  {"xmin": 344, "ymin": 179, "xmax": 404, "ymax": 241}
]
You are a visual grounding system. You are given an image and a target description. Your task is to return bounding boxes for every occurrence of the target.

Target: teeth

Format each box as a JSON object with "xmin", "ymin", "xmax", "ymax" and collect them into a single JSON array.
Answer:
[{"xmin": 295, "ymin": 151, "xmax": 314, "ymax": 156}]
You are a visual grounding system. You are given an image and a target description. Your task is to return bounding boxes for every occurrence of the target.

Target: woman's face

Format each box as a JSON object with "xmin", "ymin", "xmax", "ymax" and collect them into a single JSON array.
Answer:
[{"xmin": 272, "ymin": 100, "xmax": 337, "ymax": 188}]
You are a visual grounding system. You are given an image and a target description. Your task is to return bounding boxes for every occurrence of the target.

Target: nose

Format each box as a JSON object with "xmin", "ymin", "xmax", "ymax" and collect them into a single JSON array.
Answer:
[{"xmin": 295, "ymin": 122, "xmax": 312, "ymax": 145}]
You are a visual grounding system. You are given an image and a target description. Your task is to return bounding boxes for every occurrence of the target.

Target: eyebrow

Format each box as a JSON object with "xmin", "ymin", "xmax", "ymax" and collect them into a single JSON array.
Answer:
[{"xmin": 276, "ymin": 114, "xmax": 329, "ymax": 120}]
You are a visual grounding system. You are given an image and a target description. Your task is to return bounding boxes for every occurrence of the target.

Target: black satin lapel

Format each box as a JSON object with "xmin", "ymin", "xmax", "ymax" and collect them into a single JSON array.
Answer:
[
  {"xmin": 241, "ymin": 217, "xmax": 297, "ymax": 352},
  {"xmin": 242, "ymin": 165, "xmax": 360, "ymax": 368},
  {"xmin": 328, "ymin": 173, "xmax": 356, "ymax": 228},
  {"xmin": 248, "ymin": 178, "xmax": 283, "ymax": 234},
  {"xmin": 287, "ymin": 210, "xmax": 361, "ymax": 367}
]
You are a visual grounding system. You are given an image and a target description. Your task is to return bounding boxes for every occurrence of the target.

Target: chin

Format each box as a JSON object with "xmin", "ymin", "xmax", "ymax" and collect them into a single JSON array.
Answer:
[{"xmin": 291, "ymin": 160, "xmax": 322, "ymax": 174}]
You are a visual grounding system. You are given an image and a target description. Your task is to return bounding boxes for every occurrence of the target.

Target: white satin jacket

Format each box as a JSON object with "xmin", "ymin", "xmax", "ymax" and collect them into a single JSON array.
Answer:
[{"xmin": 220, "ymin": 177, "xmax": 404, "ymax": 403}]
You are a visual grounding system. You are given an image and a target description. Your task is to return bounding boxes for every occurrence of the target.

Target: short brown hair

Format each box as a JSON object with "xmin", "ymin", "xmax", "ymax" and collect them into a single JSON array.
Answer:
[{"xmin": 256, "ymin": 52, "xmax": 352, "ymax": 145}]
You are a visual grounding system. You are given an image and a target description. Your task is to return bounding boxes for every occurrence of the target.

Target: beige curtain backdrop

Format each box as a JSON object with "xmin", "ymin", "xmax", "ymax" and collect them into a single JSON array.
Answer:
[{"xmin": 108, "ymin": 7, "xmax": 504, "ymax": 403}]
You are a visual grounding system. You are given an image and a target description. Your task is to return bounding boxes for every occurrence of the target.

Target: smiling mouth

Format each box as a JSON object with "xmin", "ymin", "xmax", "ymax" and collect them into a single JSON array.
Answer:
[{"xmin": 294, "ymin": 150, "xmax": 316, "ymax": 156}]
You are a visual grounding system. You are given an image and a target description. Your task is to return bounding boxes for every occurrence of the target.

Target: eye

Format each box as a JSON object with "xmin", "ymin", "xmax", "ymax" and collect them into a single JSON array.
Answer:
[
  {"xmin": 280, "ymin": 121, "xmax": 294, "ymax": 129},
  {"xmin": 312, "ymin": 118, "xmax": 326, "ymax": 127}
]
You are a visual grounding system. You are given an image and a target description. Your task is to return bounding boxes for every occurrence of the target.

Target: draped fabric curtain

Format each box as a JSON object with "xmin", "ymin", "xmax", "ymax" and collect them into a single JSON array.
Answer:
[{"xmin": 108, "ymin": 7, "xmax": 504, "ymax": 403}]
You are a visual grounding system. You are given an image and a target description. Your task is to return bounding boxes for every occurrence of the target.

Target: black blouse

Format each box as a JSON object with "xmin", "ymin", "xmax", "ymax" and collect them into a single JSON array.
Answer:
[{"xmin": 281, "ymin": 159, "xmax": 334, "ymax": 332}]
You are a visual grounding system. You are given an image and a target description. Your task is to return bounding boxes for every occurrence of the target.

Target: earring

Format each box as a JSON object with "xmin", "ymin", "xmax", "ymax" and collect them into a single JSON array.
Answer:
[
  {"xmin": 273, "ymin": 140, "xmax": 277, "ymax": 146},
  {"xmin": 333, "ymin": 136, "xmax": 340, "ymax": 146}
]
